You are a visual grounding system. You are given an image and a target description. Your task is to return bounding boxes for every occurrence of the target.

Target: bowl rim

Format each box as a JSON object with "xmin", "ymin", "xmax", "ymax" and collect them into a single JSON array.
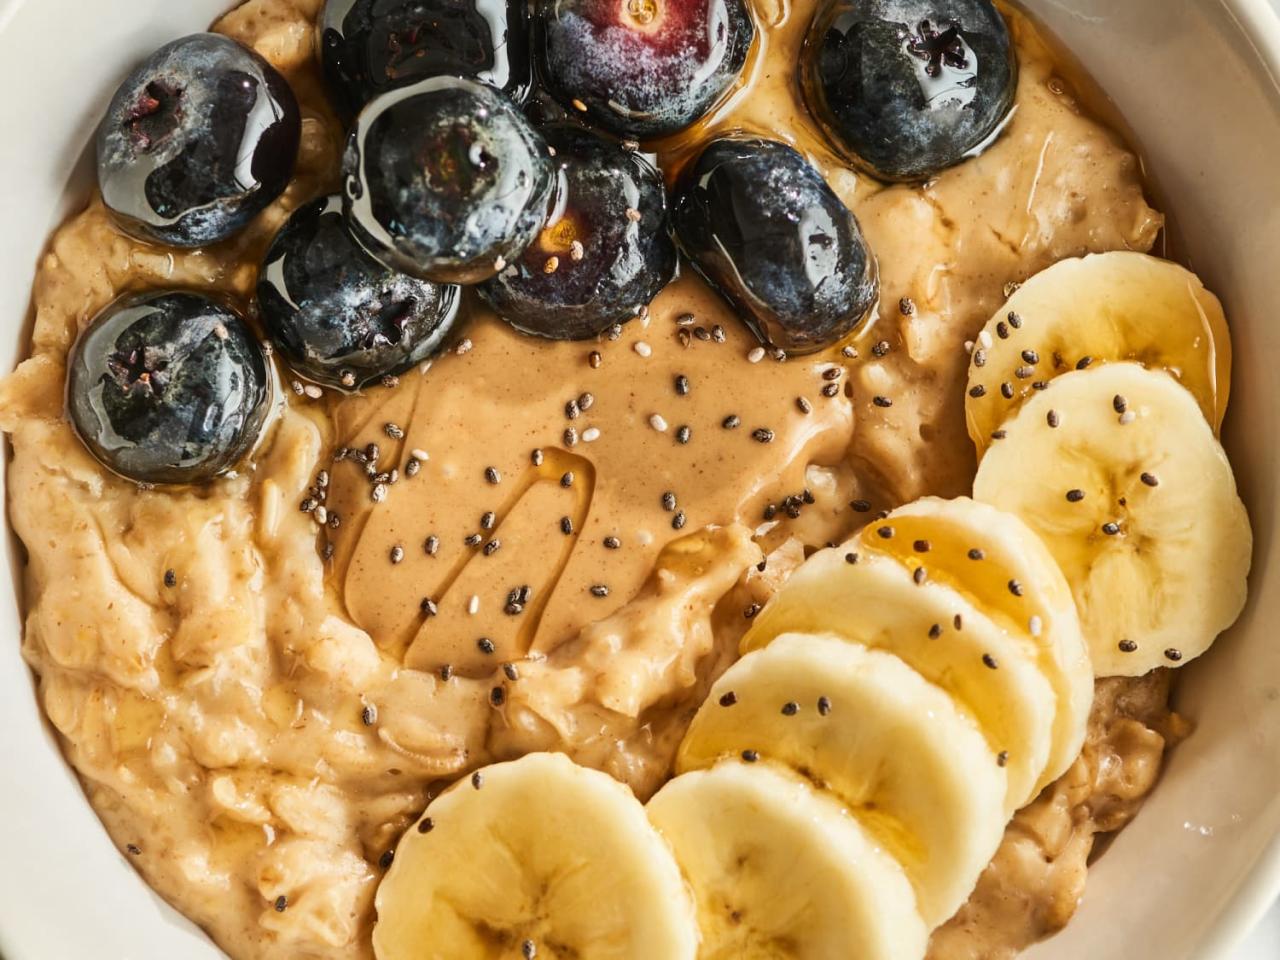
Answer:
[{"xmin": 1209, "ymin": 3, "xmax": 1280, "ymax": 953}]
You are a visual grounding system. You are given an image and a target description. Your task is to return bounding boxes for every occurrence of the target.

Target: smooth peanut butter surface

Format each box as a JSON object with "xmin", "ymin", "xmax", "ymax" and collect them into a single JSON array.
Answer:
[{"xmin": 0, "ymin": 0, "xmax": 1174, "ymax": 957}]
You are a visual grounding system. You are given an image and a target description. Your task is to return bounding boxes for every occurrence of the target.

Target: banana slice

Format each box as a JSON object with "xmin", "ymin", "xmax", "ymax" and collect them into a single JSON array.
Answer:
[
  {"xmin": 679, "ymin": 633, "xmax": 1007, "ymax": 927},
  {"xmin": 648, "ymin": 761, "xmax": 928, "ymax": 960},
  {"xmin": 742, "ymin": 549, "xmax": 1054, "ymax": 812},
  {"xmin": 973, "ymin": 362, "xmax": 1251, "ymax": 677},
  {"xmin": 965, "ymin": 252, "xmax": 1231, "ymax": 455},
  {"xmin": 373, "ymin": 752, "xmax": 698, "ymax": 960},
  {"xmin": 860, "ymin": 496, "xmax": 1093, "ymax": 788}
]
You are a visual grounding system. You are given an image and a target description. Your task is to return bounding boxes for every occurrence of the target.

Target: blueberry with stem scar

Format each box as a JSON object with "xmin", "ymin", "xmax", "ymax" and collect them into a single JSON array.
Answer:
[
  {"xmin": 96, "ymin": 34, "xmax": 300, "ymax": 247},
  {"xmin": 801, "ymin": 0, "xmax": 1017, "ymax": 182},
  {"xmin": 343, "ymin": 77, "xmax": 555, "ymax": 284},
  {"xmin": 258, "ymin": 195, "xmax": 461, "ymax": 388},
  {"xmin": 67, "ymin": 291, "xmax": 270, "ymax": 484},
  {"xmin": 537, "ymin": 0, "xmax": 755, "ymax": 140}
]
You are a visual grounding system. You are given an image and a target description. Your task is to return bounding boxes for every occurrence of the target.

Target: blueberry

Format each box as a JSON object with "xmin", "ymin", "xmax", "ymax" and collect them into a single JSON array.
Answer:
[
  {"xmin": 801, "ymin": 0, "xmax": 1017, "ymax": 182},
  {"xmin": 320, "ymin": 0, "xmax": 533, "ymax": 120},
  {"xmin": 672, "ymin": 137, "xmax": 878, "ymax": 353},
  {"xmin": 67, "ymin": 292, "xmax": 270, "ymax": 484},
  {"xmin": 537, "ymin": 0, "xmax": 755, "ymax": 140},
  {"xmin": 96, "ymin": 34, "xmax": 301, "ymax": 248},
  {"xmin": 478, "ymin": 126, "xmax": 675, "ymax": 339},
  {"xmin": 258, "ymin": 196, "xmax": 462, "ymax": 388},
  {"xmin": 343, "ymin": 77, "xmax": 555, "ymax": 284}
]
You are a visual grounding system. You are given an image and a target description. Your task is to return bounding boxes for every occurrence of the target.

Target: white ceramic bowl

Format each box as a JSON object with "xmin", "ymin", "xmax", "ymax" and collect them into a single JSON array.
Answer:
[{"xmin": 2, "ymin": 0, "xmax": 1279, "ymax": 957}]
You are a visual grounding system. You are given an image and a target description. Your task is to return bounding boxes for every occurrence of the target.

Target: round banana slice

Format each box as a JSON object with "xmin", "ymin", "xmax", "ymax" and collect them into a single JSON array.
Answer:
[
  {"xmin": 973, "ymin": 362, "xmax": 1251, "ymax": 677},
  {"xmin": 373, "ymin": 752, "xmax": 698, "ymax": 960},
  {"xmin": 648, "ymin": 761, "xmax": 929, "ymax": 960},
  {"xmin": 965, "ymin": 252, "xmax": 1231, "ymax": 456},
  {"xmin": 742, "ymin": 548, "xmax": 1053, "ymax": 813},
  {"xmin": 860, "ymin": 496, "xmax": 1093, "ymax": 789},
  {"xmin": 680, "ymin": 633, "xmax": 1008, "ymax": 928}
]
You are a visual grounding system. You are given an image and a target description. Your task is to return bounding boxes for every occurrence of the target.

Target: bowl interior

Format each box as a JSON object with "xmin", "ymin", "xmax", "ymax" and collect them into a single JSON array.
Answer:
[
  {"xmin": 0, "ymin": 0, "xmax": 1278, "ymax": 958},
  {"xmin": 1017, "ymin": 4, "xmax": 1280, "ymax": 951}
]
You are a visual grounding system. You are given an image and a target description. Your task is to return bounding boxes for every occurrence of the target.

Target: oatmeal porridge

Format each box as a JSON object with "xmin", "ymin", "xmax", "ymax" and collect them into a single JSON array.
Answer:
[{"xmin": 0, "ymin": 0, "xmax": 1249, "ymax": 956}]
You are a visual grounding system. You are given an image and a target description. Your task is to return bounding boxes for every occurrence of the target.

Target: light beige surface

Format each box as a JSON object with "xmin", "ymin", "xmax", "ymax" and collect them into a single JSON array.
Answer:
[{"xmin": 0, "ymin": 0, "xmax": 1176, "ymax": 957}]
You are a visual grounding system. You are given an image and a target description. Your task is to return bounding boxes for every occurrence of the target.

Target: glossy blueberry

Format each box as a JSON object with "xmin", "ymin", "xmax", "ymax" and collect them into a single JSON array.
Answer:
[
  {"xmin": 672, "ymin": 137, "xmax": 878, "ymax": 353},
  {"xmin": 96, "ymin": 34, "xmax": 301, "ymax": 247},
  {"xmin": 258, "ymin": 196, "xmax": 462, "ymax": 388},
  {"xmin": 478, "ymin": 126, "xmax": 675, "ymax": 339},
  {"xmin": 343, "ymin": 76, "xmax": 555, "ymax": 284},
  {"xmin": 537, "ymin": 0, "xmax": 755, "ymax": 140},
  {"xmin": 801, "ymin": 0, "xmax": 1017, "ymax": 182},
  {"xmin": 67, "ymin": 292, "xmax": 270, "ymax": 484},
  {"xmin": 319, "ymin": 0, "xmax": 533, "ymax": 120}
]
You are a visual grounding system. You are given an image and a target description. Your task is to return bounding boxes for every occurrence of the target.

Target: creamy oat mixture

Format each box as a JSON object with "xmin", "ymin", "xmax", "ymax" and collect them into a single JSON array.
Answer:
[{"xmin": 0, "ymin": 0, "xmax": 1173, "ymax": 957}]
